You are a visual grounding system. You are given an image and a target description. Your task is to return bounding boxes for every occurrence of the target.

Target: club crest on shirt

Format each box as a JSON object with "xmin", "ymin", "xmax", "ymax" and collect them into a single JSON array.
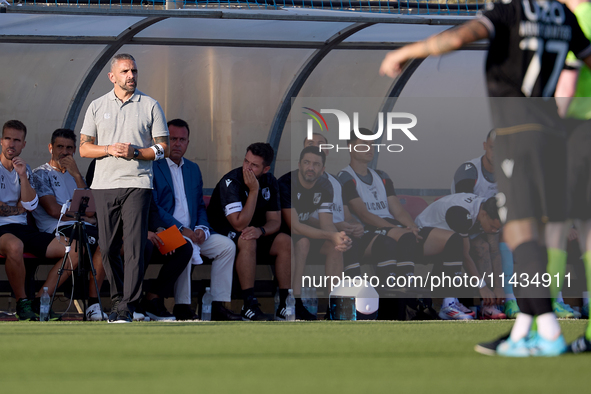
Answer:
[
  {"xmin": 225, "ymin": 179, "xmax": 232, "ymax": 187},
  {"xmin": 104, "ymin": 113, "xmax": 111, "ymax": 120},
  {"xmin": 313, "ymin": 193, "xmax": 322, "ymax": 205},
  {"xmin": 372, "ymin": 191, "xmax": 378, "ymax": 200},
  {"xmin": 297, "ymin": 193, "xmax": 301, "ymax": 200},
  {"xmin": 262, "ymin": 187, "xmax": 270, "ymax": 201},
  {"xmin": 227, "ymin": 231, "xmax": 236, "ymax": 240}
]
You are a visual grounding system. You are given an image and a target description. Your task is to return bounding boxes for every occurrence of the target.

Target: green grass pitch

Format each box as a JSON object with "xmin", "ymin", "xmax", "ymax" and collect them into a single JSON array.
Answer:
[{"xmin": 0, "ymin": 320, "xmax": 588, "ymax": 394}]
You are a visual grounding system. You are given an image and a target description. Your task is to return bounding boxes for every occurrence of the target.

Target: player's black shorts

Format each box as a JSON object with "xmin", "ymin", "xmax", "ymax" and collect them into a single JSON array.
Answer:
[
  {"xmin": 417, "ymin": 226, "xmax": 435, "ymax": 259},
  {"xmin": 0, "ymin": 223, "xmax": 56, "ymax": 258},
  {"xmin": 567, "ymin": 119, "xmax": 591, "ymax": 220},
  {"xmin": 57, "ymin": 223, "xmax": 100, "ymax": 255},
  {"xmin": 494, "ymin": 129, "xmax": 566, "ymax": 223},
  {"xmin": 357, "ymin": 218, "xmax": 404, "ymax": 251}
]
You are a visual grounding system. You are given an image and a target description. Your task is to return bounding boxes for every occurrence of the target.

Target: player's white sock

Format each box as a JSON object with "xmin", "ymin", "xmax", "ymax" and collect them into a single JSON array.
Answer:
[
  {"xmin": 510, "ymin": 313, "xmax": 533, "ymax": 342},
  {"xmin": 583, "ymin": 291, "xmax": 589, "ymax": 306},
  {"xmin": 537, "ymin": 312, "xmax": 561, "ymax": 341},
  {"xmin": 443, "ymin": 298, "xmax": 456, "ymax": 308},
  {"xmin": 556, "ymin": 291, "xmax": 564, "ymax": 304}
]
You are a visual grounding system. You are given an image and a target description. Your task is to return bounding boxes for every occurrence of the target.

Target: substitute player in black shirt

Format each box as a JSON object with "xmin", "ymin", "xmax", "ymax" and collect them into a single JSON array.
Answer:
[
  {"xmin": 380, "ymin": 0, "xmax": 591, "ymax": 357},
  {"xmin": 278, "ymin": 147, "xmax": 351, "ymax": 319},
  {"xmin": 207, "ymin": 143, "xmax": 291, "ymax": 321}
]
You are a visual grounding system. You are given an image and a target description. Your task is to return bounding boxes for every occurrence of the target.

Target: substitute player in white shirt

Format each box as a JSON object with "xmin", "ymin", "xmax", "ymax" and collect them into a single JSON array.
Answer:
[
  {"xmin": 32, "ymin": 128, "xmax": 107, "ymax": 321},
  {"xmin": 415, "ymin": 193, "xmax": 503, "ymax": 319}
]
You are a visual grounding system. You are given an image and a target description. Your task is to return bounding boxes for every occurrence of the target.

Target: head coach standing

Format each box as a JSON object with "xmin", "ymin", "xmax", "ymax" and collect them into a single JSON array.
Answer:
[{"xmin": 79, "ymin": 53, "xmax": 170, "ymax": 323}]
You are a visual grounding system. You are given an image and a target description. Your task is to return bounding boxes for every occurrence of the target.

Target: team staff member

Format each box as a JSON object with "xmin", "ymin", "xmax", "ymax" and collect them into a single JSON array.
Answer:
[
  {"xmin": 79, "ymin": 53, "xmax": 169, "ymax": 323},
  {"xmin": 207, "ymin": 143, "xmax": 291, "ymax": 321},
  {"xmin": 380, "ymin": 0, "xmax": 591, "ymax": 356},
  {"xmin": 152, "ymin": 119, "xmax": 240, "ymax": 321}
]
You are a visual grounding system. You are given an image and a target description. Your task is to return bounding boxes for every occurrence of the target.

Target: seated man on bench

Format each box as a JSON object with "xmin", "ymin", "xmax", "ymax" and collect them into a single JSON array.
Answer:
[
  {"xmin": 0, "ymin": 120, "xmax": 68, "ymax": 321},
  {"xmin": 32, "ymin": 128, "xmax": 107, "ymax": 321},
  {"xmin": 207, "ymin": 143, "xmax": 291, "ymax": 321}
]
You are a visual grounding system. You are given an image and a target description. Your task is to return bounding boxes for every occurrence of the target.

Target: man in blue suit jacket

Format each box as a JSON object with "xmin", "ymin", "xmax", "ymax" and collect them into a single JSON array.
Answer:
[{"xmin": 152, "ymin": 119, "xmax": 239, "ymax": 321}]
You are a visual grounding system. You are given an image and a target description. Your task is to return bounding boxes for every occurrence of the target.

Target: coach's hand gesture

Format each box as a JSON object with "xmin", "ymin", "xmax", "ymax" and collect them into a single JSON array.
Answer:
[{"xmin": 243, "ymin": 168, "xmax": 259, "ymax": 194}]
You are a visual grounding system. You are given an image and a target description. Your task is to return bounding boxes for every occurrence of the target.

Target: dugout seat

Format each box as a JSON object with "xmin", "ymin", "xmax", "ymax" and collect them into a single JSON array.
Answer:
[{"xmin": 396, "ymin": 195, "xmax": 428, "ymax": 220}]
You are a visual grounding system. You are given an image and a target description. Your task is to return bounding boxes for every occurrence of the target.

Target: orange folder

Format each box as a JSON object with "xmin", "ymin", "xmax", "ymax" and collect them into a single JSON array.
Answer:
[{"xmin": 157, "ymin": 225, "xmax": 188, "ymax": 255}]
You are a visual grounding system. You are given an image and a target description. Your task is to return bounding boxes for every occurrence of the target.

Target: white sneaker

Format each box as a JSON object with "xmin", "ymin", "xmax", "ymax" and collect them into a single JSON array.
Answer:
[
  {"xmin": 86, "ymin": 303, "xmax": 108, "ymax": 321},
  {"xmin": 454, "ymin": 299, "xmax": 476, "ymax": 318},
  {"xmin": 439, "ymin": 304, "xmax": 474, "ymax": 320},
  {"xmin": 480, "ymin": 305, "xmax": 507, "ymax": 320},
  {"xmin": 133, "ymin": 311, "xmax": 148, "ymax": 321}
]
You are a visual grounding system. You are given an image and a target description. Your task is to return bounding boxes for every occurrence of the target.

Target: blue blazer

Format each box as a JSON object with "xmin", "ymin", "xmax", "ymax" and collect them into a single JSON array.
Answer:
[{"xmin": 152, "ymin": 159, "xmax": 211, "ymax": 231}]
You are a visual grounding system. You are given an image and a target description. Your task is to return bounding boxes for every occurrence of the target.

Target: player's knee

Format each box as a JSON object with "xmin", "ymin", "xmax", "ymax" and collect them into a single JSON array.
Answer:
[
  {"xmin": 237, "ymin": 237, "xmax": 256, "ymax": 253},
  {"xmin": 4, "ymin": 239, "xmax": 24, "ymax": 257},
  {"xmin": 395, "ymin": 232, "xmax": 419, "ymax": 262},
  {"xmin": 441, "ymin": 233, "xmax": 463, "ymax": 262},
  {"xmin": 274, "ymin": 233, "xmax": 292, "ymax": 253},
  {"xmin": 295, "ymin": 236, "xmax": 310, "ymax": 251},
  {"xmin": 370, "ymin": 235, "xmax": 397, "ymax": 264}
]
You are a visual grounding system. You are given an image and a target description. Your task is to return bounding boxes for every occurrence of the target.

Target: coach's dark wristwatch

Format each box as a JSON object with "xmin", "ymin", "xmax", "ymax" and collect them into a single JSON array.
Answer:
[
  {"xmin": 259, "ymin": 227, "xmax": 266, "ymax": 236},
  {"xmin": 133, "ymin": 148, "xmax": 140, "ymax": 159}
]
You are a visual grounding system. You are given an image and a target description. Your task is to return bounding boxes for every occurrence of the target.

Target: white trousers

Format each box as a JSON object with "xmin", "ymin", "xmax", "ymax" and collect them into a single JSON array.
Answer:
[{"xmin": 174, "ymin": 234, "xmax": 236, "ymax": 304}]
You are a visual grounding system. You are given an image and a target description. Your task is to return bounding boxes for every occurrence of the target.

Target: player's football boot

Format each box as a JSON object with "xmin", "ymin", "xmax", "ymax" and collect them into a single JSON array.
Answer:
[
  {"xmin": 566, "ymin": 335, "xmax": 591, "ymax": 354},
  {"xmin": 480, "ymin": 305, "xmax": 506, "ymax": 320},
  {"xmin": 453, "ymin": 299, "xmax": 476, "ymax": 318},
  {"xmin": 439, "ymin": 303, "xmax": 473, "ymax": 320},
  {"xmin": 503, "ymin": 299, "xmax": 520, "ymax": 319},
  {"xmin": 553, "ymin": 301, "xmax": 575, "ymax": 318}
]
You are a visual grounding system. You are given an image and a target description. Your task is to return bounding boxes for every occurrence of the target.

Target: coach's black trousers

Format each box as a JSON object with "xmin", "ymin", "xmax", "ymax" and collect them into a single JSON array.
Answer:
[{"xmin": 94, "ymin": 188, "xmax": 151, "ymax": 314}]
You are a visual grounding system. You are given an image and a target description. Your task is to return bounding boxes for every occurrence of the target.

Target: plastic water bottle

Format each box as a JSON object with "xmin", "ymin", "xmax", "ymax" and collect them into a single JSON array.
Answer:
[
  {"xmin": 301, "ymin": 287, "xmax": 310, "ymax": 313},
  {"xmin": 201, "ymin": 287, "xmax": 213, "ymax": 321},
  {"xmin": 286, "ymin": 289, "xmax": 296, "ymax": 321},
  {"xmin": 309, "ymin": 287, "xmax": 318, "ymax": 318},
  {"xmin": 40, "ymin": 287, "xmax": 50, "ymax": 322},
  {"xmin": 274, "ymin": 288, "xmax": 280, "ymax": 319}
]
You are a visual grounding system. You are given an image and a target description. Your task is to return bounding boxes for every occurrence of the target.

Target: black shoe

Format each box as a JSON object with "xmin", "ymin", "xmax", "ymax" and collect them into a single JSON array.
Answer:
[
  {"xmin": 567, "ymin": 335, "xmax": 591, "ymax": 354},
  {"xmin": 241, "ymin": 297, "xmax": 271, "ymax": 321},
  {"xmin": 212, "ymin": 302, "xmax": 241, "ymax": 321},
  {"xmin": 16, "ymin": 299, "xmax": 37, "ymax": 321},
  {"xmin": 173, "ymin": 304, "xmax": 198, "ymax": 321},
  {"xmin": 275, "ymin": 303, "xmax": 288, "ymax": 321},
  {"xmin": 294, "ymin": 300, "xmax": 317, "ymax": 321},
  {"xmin": 31, "ymin": 297, "xmax": 61, "ymax": 321},
  {"xmin": 141, "ymin": 298, "xmax": 176, "ymax": 321},
  {"xmin": 108, "ymin": 310, "xmax": 133, "ymax": 324},
  {"xmin": 415, "ymin": 298, "xmax": 438, "ymax": 320},
  {"xmin": 474, "ymin": 332, "xmax": 510, "ymax": 356},
  {"xmin": 108, "ymin": 295, "xmax": 124, "ymax": 322}
]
